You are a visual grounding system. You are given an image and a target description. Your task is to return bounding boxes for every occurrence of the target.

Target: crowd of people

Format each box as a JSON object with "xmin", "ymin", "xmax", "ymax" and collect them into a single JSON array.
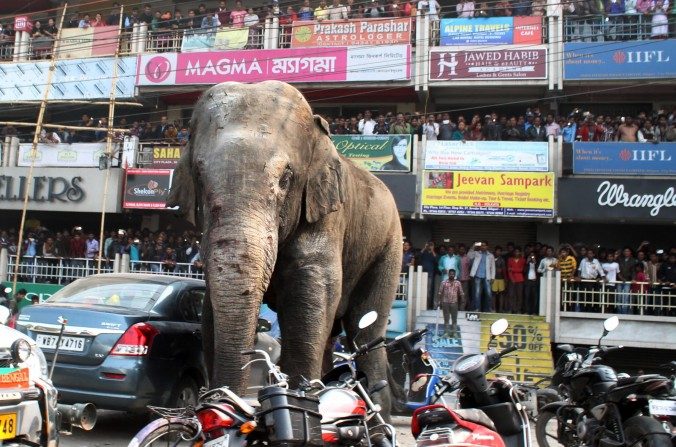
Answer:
[{"xmin": 403, "ymin": 239, "xmax": 675, "ymax": 329}]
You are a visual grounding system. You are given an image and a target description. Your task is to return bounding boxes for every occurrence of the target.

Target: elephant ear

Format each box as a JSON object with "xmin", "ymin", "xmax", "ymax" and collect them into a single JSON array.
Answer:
[
  {"xmin": 305, "ymin": 115, "xmax": 346, "ymax": 224},
  {"xmin": 167, "ymin": 148, "xmax": 197, "ymax": 226}
]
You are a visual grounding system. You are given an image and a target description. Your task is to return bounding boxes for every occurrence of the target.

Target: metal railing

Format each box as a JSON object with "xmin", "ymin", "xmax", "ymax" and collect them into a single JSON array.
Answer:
[
  {"xmin": 561, "ymin": 278, "xmax": 675, "ymax": 316},
  {"xmin": 145, "ymin": 26, "xmax": 264, "ymax": 53},
  {"xmin": 0, "ymin": 41, "xmax": 14, "ymax": 61},
  {"xmin": 7, "ymin": 255, "xmax": 115, "ymax": 285},
  {"xmin": 128, "ymin": 260, "xmax": 204, "ymax": 279},
  {"xmin": 563, "ymin": 14, "xmax": 657, "ymax": 42}
]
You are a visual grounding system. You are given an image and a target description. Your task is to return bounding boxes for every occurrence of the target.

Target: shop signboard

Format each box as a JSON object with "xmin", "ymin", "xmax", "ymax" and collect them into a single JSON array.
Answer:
[
  {"xmin": 572, "ymin": 142, "xmax": 676, "ymax": 176},
  {"xmin": 150, "ymin": 146, "xmax": 183, "ymax": 168},
  {"xmin": 421, "ymin": 171, "xmax": 555, "ymax": 217},
  {"xmin": 181, "ymin": 27, "xmax": 249, "ymax": 52},
  {"xmin": 291, "ymin": 18, "xmax": 411, "ymax": 47},
  {"xmin": 0, "ymin": 57, "xmax": 137, "ymax": 102},
  {"xmin": 386, "ymin": 301, "xmax": 408, "ymax": 339},
  {"xmin": 136, "ymin": 45, "xmax": 411, "ymax": 86},
  {"xmin": 423, "ymin": 323, "xmax": 464, "ymax": 376},
  {"xmin": 14, "ymin": 16, "xmax": 33, "ymax": 32},
  {"xmin": 440, "ymin": 17, "xmax": 541, "ymax": 45},
  {"xmin": 425, "ymin": 141, "xmax": 548, "ymax": 172},
  {"xmin": 331, "ymin": 134, "xmax": 411, "ymax": 172},
  {"xmin": 2, "ymin": 282, "xmax": 63, "ymax": 306},
  {"xmin": 429, "ymin": 46, "xmax": 547, "ymax": 81},
  {"xmin": 55, "ymin": 26, "xmax": 119, "ymax": 59},
  {"xmin": 17, "ymin": 143, "xmax": 106, "ymax": 167},
  {"xmin": 564, "ymin": 40, "xmax": 676, "ymax": 80},
  {"xmin": 558, "ymin": 178, "xmax": 676, "ymax": 221},
  {"xmin": 122, "ymin": 169, "xmax": 173, "ymax": 209}
]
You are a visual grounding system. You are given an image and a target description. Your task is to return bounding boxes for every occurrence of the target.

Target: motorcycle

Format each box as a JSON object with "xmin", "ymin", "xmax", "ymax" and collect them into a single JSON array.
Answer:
[
  {"xmin": 536, "ymin": 316, "xmax": 673, "ymax": 447},
  {"xmin": 410, "ymin": 318, "xmax": 533, "ymax": 447},
  {"xmin": 0, "ymin": 305, "xmax": 96, "ymax": 446},
  {"xmin": 128, "ymin": 311, "xmax": 395, "ymax": 447}
]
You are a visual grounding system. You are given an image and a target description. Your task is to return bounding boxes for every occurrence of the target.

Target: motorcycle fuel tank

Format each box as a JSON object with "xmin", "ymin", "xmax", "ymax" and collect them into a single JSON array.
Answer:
[
  {"xmin": 570, "ymin": 365, "xmax": 617, "ymax": 402},
  {"xmin": 318, "ymin": 388, "xmax": 367, "ymax": 423}
]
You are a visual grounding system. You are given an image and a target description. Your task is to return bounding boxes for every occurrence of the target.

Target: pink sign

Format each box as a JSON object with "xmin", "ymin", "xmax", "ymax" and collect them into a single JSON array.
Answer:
[
  {"xmin": 14, "ymin": 16, "xmax": 33, "ymax": 32},
  {"xmin": 136, "ymin": 45, "xmax": 411, "ymax": 86},
  {"xmin": 429, "ymin": 47, "xmax": 547, "ymax": 81}
]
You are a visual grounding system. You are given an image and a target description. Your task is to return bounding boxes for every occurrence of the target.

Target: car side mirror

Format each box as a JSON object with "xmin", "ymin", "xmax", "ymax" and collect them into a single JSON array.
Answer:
[{"xmin": 256, "ymin": 318, "xmax": 272, "ymax": 333}]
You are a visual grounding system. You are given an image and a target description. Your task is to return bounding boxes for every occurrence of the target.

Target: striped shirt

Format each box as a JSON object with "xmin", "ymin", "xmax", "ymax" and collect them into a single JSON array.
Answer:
[
  {"xmin": 438, "ymin": 279, "xmax": 464, "ymax": 305},
  {"xmin": 558, "ymin": 255, "xmax": 577, "ymax": 280}
]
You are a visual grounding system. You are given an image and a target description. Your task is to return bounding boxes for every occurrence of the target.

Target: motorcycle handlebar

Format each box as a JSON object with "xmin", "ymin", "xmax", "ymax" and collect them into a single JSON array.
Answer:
[
  {"xmin": 386, "ymin": 328, "xmax": 427, "ymax": 352},
  {"xmin": 601, "ymin": 345, "xmax": 623, "ymax": 354},
  {"xmin": 361, "ymin": 336, "xmax": 385, "ymax": 353},
  {"xmin": 499, "ymin": 346, "xmax": 518, "ymax": 357}
]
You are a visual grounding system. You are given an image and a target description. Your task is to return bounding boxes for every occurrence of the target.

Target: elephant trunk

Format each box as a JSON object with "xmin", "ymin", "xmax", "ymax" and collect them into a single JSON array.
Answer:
[{"xmin": 203, "ymin": 217, "xmax": 275, "ymax": 394}]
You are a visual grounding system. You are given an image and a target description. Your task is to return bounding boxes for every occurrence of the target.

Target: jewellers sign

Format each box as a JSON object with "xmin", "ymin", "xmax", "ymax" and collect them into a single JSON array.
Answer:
[
  {"xmin": 123, "ymin": 169, "xmax": 173, "ymax": 209},
  {"xmin": 558, "ymin": 178, "xmax": 676, "ymax": 221},
  {"xmin": 429, "ymin": 46, "xmax": 547, "ymax": 81}
]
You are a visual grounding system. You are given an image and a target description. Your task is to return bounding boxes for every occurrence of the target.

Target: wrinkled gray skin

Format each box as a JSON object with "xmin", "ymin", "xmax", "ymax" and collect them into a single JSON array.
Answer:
[{"xmin": 168, "ymin": 81, "xmax": 401, "ymax": 415}]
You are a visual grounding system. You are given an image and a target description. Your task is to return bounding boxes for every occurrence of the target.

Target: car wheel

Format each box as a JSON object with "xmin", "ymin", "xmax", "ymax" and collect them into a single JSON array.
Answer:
[{"xmin": 170, "ymin": 377, "xmax": 199, "ymax": 409}]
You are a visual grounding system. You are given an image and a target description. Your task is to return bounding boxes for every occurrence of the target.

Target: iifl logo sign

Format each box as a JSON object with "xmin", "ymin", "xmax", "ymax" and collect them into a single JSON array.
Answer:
[
  {"xmin": 612, "ymin": 50, "xmax": 671, "ymax": 64},
  {"xmin": 619, "ymin": 148, "xmax": 672, "ymax": 162}
]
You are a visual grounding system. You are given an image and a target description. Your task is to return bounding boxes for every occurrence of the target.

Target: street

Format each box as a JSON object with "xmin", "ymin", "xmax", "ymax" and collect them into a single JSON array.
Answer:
[{"xmin": 60, "ymin": 411, "xmax": 416, "ymax": 446}]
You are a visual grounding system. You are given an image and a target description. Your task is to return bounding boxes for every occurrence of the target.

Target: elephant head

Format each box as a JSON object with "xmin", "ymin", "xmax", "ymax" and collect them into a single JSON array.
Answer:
[{"xmin": 167, "ymin": 81, "xmax": 345, "ymax": 392}]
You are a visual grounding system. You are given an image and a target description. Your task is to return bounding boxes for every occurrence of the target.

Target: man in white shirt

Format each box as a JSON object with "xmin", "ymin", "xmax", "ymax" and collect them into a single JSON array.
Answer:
[
  {"xmin": 358, "ymin": 110, "xmax": 376, "ymax": 135},
  {"xmin": 422, "ymin": 114, "xmax": 439, "ymax": 140},
  {"xmin": 577, "ymin": 248, "xmax": 605, "ymax": 312},
  {"xmin": 327, "ymin": 0, "xmax": 349, "ymax": 20}
]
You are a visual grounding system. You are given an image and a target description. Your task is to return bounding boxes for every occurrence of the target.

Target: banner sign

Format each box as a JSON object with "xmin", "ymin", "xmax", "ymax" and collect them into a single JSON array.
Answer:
[
  {"xmin": 14, "ymin": 16, "xmax": 33, "ymax": 32},
  {"xmin": 572, "ymin": 142, "xmax": 676, "ymax": 176},
  {"xmin": 55, "ymin": 26, "xmax": 119, "ymax": 59},
  {"xmin": 331, "ymin": 134, "xmax": 411, "ymax": 172},
  {"xmin": 181, "ymin": 27, "xmax": 249, "ymax": 52},
  {"xmin": 123, "ymin": 169, "xmax": 173, "ymax": 209},
  {"xmin": 421, "ymin": 171, "xmax": 555, "ymax": 217},
  {"xmin": 429, "ymin": 46, "xmax": 547, "ymax": 81},
  {"xmin": 558, "ymin": 178, "xmax": 676, "ymax": 220},
  {"xmin": 440, "ymin": 17, "xmax": 541, "ymax": 45},
  {"xmin": 17, "ymin": 143, "xmax": 106, "ymax": 167},
  {"xmin": 564, "ymin": 40, "xmax": 676, "ymax": 80},
  {"xmin": 136, "ymin": 45, "xmax": 410, "ymax": 85},
  {"xmin": 291, "ymin": 18, "xmax": 411, "ymax": 47},
  {"xmin": 425, "ymin": 141, "xmax": 548, "ymax": 172},
  {"xmin": 424, "ymin": 323, "xmax": 464, "ymax": 376},
  {"xmin": 3, "ymin": 282, "xmax": 63, "ymax": 306},
  {"xmin": 0, "ymin": 56, "xmax": 137, "ymax": 102},
  {"xmin": 150, "ymin": 146, "xmax": 183, "ymax": 168}
]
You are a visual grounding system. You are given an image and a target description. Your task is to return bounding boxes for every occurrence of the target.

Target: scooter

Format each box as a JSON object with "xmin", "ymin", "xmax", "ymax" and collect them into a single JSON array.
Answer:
[{"xmin": 410, "ymin": 318, "xmax": 533, "ymax": 447}]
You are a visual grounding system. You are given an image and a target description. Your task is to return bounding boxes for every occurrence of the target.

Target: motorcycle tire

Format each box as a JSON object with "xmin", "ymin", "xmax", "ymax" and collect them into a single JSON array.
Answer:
[
  {"xmin": 128, "ymin": 418, "xmax": 200, "ymax": 447},
  {"xmin": 535, "ymin": 409, "xmax": 579, "ymax": 447},
  {"xmin": 370, "ymin": 432, "xmax": 393, "ymax": 447},
  {"xmin": 536, "ymin": 388, "xmax": 561, "ymax": 410},
  {"xmin": 623, "ymin": 415, "xmax": 672, "ymax": 447}
]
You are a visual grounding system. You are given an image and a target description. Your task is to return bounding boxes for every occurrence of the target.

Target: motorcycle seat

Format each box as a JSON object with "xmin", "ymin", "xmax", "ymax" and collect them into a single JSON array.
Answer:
[
  {"xmin": 454, "ymin": 408, "xmax": 497, "ymax": 432},
  {"xmin": 616, "ymin": 374, "xmax": 664, "ymax": 386}
]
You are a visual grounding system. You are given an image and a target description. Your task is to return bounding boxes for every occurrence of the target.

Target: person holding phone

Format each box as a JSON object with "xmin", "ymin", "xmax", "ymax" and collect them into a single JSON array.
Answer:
[{"xmin": 468, "ymin": 242, "xmax": 495, "ymax": 312}]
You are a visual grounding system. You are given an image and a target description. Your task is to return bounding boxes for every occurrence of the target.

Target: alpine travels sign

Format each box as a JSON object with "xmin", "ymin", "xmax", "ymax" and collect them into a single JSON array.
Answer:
[{"xmin": 558, "ymin": 178, "xmax": 676, "ymax": 221}]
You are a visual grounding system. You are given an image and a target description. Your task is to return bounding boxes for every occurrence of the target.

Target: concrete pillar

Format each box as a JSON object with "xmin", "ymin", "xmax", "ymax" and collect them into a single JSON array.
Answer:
[
  {"xmin": 20, "ymin": 31, "xmax": 30, "ymax": 61},
  {"xmin": 113, "ymin": 253, "xmax": 121, "ymax": 273},
  {"xmin": 12, "ymin": 31, "xmax": 21, "ymax": 62},
  {"xmin": 0, "ymin": 248, "xmax": 8, "ymax": 283},
  {"xmin": 138, "ymin": 23, "xmax": 148, "ymax": 53},
  {"xmin": 120, "ymin": 254, "xmax": 130, "ymax": 273},
  {"xmin": 7, "ymin": 137, "xmax": 18, "ymax": 167}
]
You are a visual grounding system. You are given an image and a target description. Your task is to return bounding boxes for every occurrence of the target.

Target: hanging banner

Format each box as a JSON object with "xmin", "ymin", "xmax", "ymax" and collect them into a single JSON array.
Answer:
[
  {"xmin": 181, "ymin": 27, "xmax": 249, "ymax": 52},
  {"xmin": 55, "ymin": 26, "xmax": 119, "ymax": 59},
  {"xmin": 429, "ymin": 46, "xmax": 547, "ymax": 81},
  {"xmin": 291, "ymin": 17, "xmax": 411, "ymax": 47},
  {"xmin": 136, "ymin": 45, "xmax": 411, "ymax": 85},
  {"xmin": 17, "ymin": 143, "xmax": 107, "ymax": 167},
  {"xmin": 123, "ymin": 169, "xmax": 173, "ymax": 209},
  {"xmin": 150, "ymin": 146, "xmax": 183, "ymax": 168},
  {"xmin": 425, "ymin": 141, "xmax": 548, "ymax": 172},
  {"xmin": 440, "ymin": 16, "xmax": 541, "ymax": 45},
  {"xmin": 331, "ymin": 134, "xmax": 411, "ymax": 172},
  {"xmin": 572, "ymin": 142, "xmax": 676, "ymax": 175},
  {"xmin": 421, "ymin": 171, "xmax": 555, "ymax": 217}
]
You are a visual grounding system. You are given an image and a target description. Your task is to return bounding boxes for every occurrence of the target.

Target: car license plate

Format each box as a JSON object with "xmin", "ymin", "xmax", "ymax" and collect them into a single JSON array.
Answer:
[
  {"xmin": 205, "ymin": 433, "xmax": 230, "ymax": 447},
  {"xmin": 35, "ymin": 334, "xmax": 86, "ymax": 352},
  {"xmin": 0, "ymin": 413, "xmax": 17, "ymax": 440},
  {"xmin": 649, "ymin": 399, "xmax": 676, "ymax": 416}
]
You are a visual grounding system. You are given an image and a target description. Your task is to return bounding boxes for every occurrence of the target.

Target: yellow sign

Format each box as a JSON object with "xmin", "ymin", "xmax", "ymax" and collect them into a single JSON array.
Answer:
[
  {"xmin": 480, "ymin": 314, "xmax": 553, "ymax": 384},
  {"xmin": 421, "ymin": 171, "xmax": 555, "ymax": 217},
  {"xmin": 214, "ymin": 27, "xmax": 249, "ymax": 50}
]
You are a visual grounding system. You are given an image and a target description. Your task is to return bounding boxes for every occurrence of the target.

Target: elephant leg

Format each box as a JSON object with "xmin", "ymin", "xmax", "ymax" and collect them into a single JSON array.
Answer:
[
  {"xmin": 202, "ymin": 289, "xmax": 215, "ymax": 384},
  {"xmin": 276, "ymin": 263, "xmax": 342, "ymax": 387},
  {"xmin": 344, "ymin": 244, "xmax": 401, "ymax": 423}
]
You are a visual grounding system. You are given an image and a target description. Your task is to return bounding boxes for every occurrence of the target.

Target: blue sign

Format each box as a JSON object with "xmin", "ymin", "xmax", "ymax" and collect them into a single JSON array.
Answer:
[
  {"xmin": 564, "ymin": 40, "xmax": 676, "ymax": 80},
  {"xmin": 440, "ymin": 17, "xmax": 512, "ymax": 45},
  {"xmin": 424, "ymin": 323, "xmax": 464, "ymax": 376},
  {"xmin": 573, "ymin": 142, "xmax": 676, "ymax": 176}
]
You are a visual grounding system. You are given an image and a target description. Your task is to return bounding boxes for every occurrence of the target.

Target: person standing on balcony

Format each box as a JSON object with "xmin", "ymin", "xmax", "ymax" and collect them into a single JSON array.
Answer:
[
  {"xmin": 391, "ymin": 113, "xmax": 412, "ymax": 134},
  {"xmin": 298, "ymin": 0, "xmax": 314, "ymax": 19},
  {"xmin": 85, "ymin": 234, "xmax": 99, "ymax": 261},
  {"xmin": 217, "ymin": 1, "xmax": 231, "ymax": 25},
  {"xmin": 373, "ymin": 115, "xmax": 390, "ymax": 134},
  {"xmin": 436, "ymin": 269, "xmax": 465, "ymax": 339},
  {"xmin": 91, "ymin": 13, "xmax": 106, "ymax": 27},
  {"xmin": 78, "ymin": 14, "xmax": 91, "ymax": 29},
  {"xmin": 315, "ymin": 0, "xmax": 329, "ymax": 20},
  {"xmin": 419, "ymin": 241, "xmax": 439, "ymax": 309},
  {"xmin": 577, "ymin": 248, "xmax": 605, "ymax": 312},
  {"xmin": 526, "ymin": 116, "xmax": 547, "ymax": 141},
  {"xmin": 457, "ymin": 0, "xmax": 476, "ymax": 17},
  {"xmin": 230, "ymin": 1, "xmax": 248, "ymax": 27},
  {"xmin": 140, "ymin": 4, "xmax": 154, "ymax": 24},
  {"xmin": 617, "ymin": 247, "xmax": 637, "ymax": 314},
  {"xmin": 358, "ymin": 110, "xmax": 377, "ymax": 135},
  {"xmin": 365, "ymin": 0, "xmax": 386, "ymax": 17},
  {"xmin": 328, "ymin": 0, "xmax": 349, "ymax": 20},
  {"xmin": 422, "ymin": 114, "xmax": 440, "ymax": 140},
  {"xmin": 201, "ymin": 10, "xmax": 221, "ymax": 29},
  {"xmin": 469, "ymin": 242, "xmax": 495, "ymax": 312},
  {"xmin": 650, "ymin": 0, "xmax": 669, "ymax": 38},
  {"xmin": 605, "ymin": 0, "xmax": 625, "ymax": 40},
  {"xmin": 616, "ymin": 116, "xmax": 639, "ymax": 141},
  {"xmin": 507, "ymin": 247, "xmax": 526, "ymax": 313}
]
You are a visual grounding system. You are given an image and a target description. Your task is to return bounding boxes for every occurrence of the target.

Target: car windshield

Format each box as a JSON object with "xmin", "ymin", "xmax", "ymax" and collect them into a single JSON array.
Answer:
[{"xmin": 46, "ymin": 277, "xmax": 170, "ymax": 311}]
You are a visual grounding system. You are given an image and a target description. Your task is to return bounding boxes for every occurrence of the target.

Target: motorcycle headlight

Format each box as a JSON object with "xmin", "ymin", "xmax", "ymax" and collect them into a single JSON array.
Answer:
[{"xmin": 11, "ymin": 339, "xmax": 32, "ymax": 363}]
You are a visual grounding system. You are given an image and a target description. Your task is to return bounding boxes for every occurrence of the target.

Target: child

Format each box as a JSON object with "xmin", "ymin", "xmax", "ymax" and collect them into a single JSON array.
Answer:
[{"xmin": 436, "ymin": 269, "xmax": 465, "ymax": 339}]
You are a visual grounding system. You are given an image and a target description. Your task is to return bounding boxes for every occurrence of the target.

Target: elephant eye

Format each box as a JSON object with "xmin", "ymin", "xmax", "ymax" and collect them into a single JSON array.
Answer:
[{"xmin": 279, "ymin": 166, "xmax": 293, "ymax": 190}]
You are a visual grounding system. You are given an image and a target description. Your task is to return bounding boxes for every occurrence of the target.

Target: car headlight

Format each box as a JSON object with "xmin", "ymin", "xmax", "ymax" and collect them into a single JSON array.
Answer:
[{"xmin": 11, "ymin": 339, "xmax": 31, "ymax": 363}]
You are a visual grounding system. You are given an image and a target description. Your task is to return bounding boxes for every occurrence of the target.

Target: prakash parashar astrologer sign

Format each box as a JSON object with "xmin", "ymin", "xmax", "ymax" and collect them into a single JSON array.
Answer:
[{"xmin": 331, "ymin": 135, "xmax": 412, "ymax": 172}]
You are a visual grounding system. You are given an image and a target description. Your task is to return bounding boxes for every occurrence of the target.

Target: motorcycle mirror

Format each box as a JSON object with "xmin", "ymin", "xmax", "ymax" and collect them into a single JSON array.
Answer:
[
  {"xmin": 603, "ymin": 316, "xmax": 619, "ymax": 333},
  {"xmin": 358, "ymin": 311, "xmax": 378, "ymax": 329},
  {"xmin": 411, "ymin": 374, "xmax": 429, "ymax": 392},
  {"xmin": 490, "ymin": 318, "xmax": 509, "ymax": 337},
  {"xmin": 0, "ymin": 306, "xmax": 9, "ymax": 325},
  {"xmin": 256, "ymin": 318, "xmax": 272, "ymax": 333}
]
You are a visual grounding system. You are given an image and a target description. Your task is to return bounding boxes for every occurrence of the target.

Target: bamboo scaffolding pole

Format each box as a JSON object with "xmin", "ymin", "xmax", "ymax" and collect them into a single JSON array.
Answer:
[
  {"xmin": 11, "ymin": 4, "xmax": 69, "ymax": 298},
  {"xmin": 97, "ymin": 6, "xmax": 125, "ymax": 274},
  {"xmin": 0, "ymin": 122, "xmax": 128, "ymax": 133},
  {"xmin": 6, "ymin": 101, "xmax": 143, "ymax": 106}
]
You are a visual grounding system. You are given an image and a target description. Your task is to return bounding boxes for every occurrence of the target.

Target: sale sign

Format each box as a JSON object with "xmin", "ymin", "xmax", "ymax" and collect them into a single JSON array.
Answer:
[
  {"xmin": 421, "ymin": 171, "xmax": 555, "ymax": 217},
  {"xmin": 291, "ymin": 18, "xmax": 411, "ymax": 47}
]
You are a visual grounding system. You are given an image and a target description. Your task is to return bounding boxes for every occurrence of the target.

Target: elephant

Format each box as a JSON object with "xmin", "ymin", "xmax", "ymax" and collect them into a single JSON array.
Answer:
[{"xmin": 167, "ymin": 81, "xmax": 402, "ymax": 413}]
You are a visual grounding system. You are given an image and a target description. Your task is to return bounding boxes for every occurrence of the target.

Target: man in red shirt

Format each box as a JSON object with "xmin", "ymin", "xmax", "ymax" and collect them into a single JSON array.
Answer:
[
  {"xmin": 507, "ymin": 247, "xmax": 526, "ymax": 313},
  {"xmin": 435, "ymin": 269, "xmax": 465, "ymax": 338}
]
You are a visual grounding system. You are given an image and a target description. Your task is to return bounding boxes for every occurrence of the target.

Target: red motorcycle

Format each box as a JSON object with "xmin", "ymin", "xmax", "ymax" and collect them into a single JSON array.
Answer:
[{"xmin": 410, "ymin": 318, "xmax": 532, "ymax": 447}]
